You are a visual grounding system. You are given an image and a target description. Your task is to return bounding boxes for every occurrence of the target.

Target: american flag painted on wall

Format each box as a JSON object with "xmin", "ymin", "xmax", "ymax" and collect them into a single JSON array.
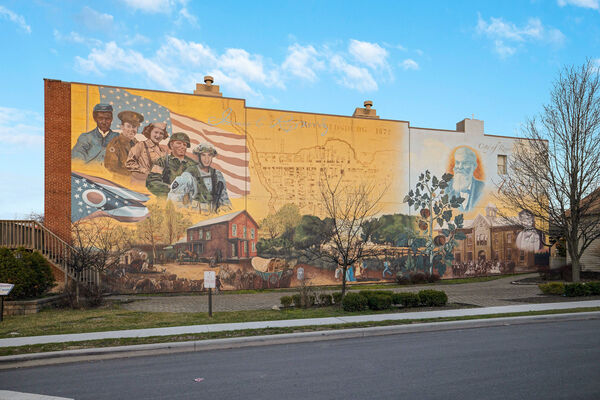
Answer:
[
  {"xmin": 71, "ymin": 172, "xmax": 150, "ymax": 223},
  {"xmin": 99, "ymin": 87, "xmax": 173, "ymax": 135},
  {"xmin": 171, "ymin": 112, "xmax": 250, "ymax": 198},
  {"xmin": 98, "ymin": 87, "xmax": 249, "ymax": 198}
]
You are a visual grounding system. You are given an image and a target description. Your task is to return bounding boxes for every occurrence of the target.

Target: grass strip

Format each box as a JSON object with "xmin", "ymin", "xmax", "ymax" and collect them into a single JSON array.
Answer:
[
  {"xmin": 0, "ymin": 303, "xmax": 472, "ymax": 338},
  {"xmin": 1, "ymin": 307, "xmax": 598, "ymax": 357}
]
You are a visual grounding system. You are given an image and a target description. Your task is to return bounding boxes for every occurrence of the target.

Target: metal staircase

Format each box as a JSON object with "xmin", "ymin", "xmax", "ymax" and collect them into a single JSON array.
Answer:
[{"xmin": 0, "ymin": 220, "xmax": 99, "ymax": 286}]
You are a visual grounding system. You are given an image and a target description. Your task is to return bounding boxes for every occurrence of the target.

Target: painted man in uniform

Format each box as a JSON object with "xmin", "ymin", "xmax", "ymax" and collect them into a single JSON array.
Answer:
[
  {"xmin": 146, "ymin": 132, "xmax": 196, "ymax": 196},
  {"xmin": 72, "ymin": 103, "xmax": 118, "ymax": 163},
  {"xmin": 168, "ymin": 143, "xmax": 232, "ymax": 213},
  {"xmin": 104, "ymin": 111, "xmax": 144, "ymax": 177},
  {"xmin": 126, "ymin": 122, "xmax": 168, "ymax": 185}
]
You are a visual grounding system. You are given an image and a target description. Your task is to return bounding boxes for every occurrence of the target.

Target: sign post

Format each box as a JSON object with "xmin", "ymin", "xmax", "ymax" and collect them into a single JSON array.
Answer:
[
  {"xmin": 204, "ymin": 271, "xmax": 216, "ymax": 318},
  {"xmin": 0, "ymin": 283, "xmax": 15, "ymax": 322}
]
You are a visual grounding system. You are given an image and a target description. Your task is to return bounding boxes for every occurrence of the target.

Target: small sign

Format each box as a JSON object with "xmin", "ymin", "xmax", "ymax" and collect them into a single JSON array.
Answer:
[
  {"xmin": 204, "ymin": 271, "xmax": 216, "ymax": 289},
  {"xmin": 0, "ymin": 283, "xmax": 14, "ymax": 296}
]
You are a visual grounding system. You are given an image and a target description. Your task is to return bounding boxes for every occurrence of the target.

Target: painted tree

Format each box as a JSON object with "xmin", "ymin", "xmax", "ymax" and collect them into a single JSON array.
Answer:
[
  {"xmin": 403, "ymin": 170, "xmax": 465, "ymax": 276},
  {"xmin": 259, "ymin": 203, "xmax": 302, "ymax": 240},
  {"xmin": 163, "ymin": 200, "xmax": 191, "ymax": 245},
  {"xmin": 135, "ymin": 204, "xmax": 164, "ymax": 261},
  {"xmin": 497, "ymin": 61, "xmax": 600, "ymax": 282}
]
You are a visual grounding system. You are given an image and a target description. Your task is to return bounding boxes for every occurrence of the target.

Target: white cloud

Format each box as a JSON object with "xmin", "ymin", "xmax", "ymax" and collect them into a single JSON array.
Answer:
[
  {"xmin": 120, "ymin": 0, "xmax": 175, "ymax": 13},
  {"xmin": 175, "ymin": 7, "xmax": 198, "ymax": 26},
  {"xmin": 557, "ymin": 0, "xmax": 599, "ymax": 9},
  {"xmin": 493, "ymin": 40, "xmax": 516, "ymax": 58},
  {"xmin": 123, "ymin": 33, "xmax": 151, "ymax": 46},
  {"xmin": 0, "ymin": 106, "xmax": 43, "ymax": 147},
  {"xmin": 348, "ymin": 39, "xmax": 389, "ymax": 69},
  {"xmin": 282, "ymin": 44, "xmax": 325, "ymax": 82},
  {"xmin": 400, "ymin": 59, "xmax": 419, "ymax": 70},
  {"xmin": 476, "ymin": 15, "xmax": 565, "ymax": 58},
  {"xmin": 330, "ymin": 55, "xmax": 377, "ymax": 92},
  {"xmin": 76, "ymin": 41, "xmax": 177, "ymax": 90},
  {"xmin": 219, "ymin": 49, "xmax": 268, "ymax": 83},
  {"xmin": 156, "ymin": 36, "xmax": 218, "ymax": 67},
  {"xmin": 54, "ymin": 30, "xmax": 102, "ymax": 47},
  {"xmin": 0, "ymin": 5, "xmax": 31, "ymax": 33},
  {"xmin": 78, "ymin": 6, "xmax": 114, "ymax": 30},
  {"xmin": 206, "ymin": 70, "xmax": 260, "ymax": 97}
]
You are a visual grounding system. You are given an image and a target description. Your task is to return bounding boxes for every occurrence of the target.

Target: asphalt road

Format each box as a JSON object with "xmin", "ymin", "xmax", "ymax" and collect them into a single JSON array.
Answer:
[{"xmin": 1, "ymin": 318, "xmax": 599, "ymax": 400}]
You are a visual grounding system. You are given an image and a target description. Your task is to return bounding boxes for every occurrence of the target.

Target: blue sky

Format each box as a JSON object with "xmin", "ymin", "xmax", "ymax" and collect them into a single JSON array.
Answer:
[{"xmin": 0, "ymin": 0, "xmax": 598, "ymax": 218}]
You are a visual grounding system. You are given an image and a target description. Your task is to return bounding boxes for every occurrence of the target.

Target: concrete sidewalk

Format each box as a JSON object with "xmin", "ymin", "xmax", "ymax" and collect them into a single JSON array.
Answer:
[
  {"xmin": 2, "ymin": 300, "xmax": 599, "ymax": 348},
  {"xmin": 109, "ymin": 273, "xmax": 544, "ymax": 313}
]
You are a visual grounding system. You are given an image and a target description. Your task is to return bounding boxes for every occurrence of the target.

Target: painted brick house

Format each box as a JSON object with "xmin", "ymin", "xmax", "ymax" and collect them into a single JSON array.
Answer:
[
  {"xmin": 180, "ymin": 210, "xmax": 259, "ymax": 261},
  {"xmin": 448, "ymin": 204, "xmax": 542, "ymax": 270}
]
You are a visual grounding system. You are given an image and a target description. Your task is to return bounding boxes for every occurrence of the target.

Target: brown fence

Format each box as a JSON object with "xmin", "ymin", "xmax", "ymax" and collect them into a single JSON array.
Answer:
[{"xmin": 0, "ymin": 220, "xmax": 98, "ymax": 286}]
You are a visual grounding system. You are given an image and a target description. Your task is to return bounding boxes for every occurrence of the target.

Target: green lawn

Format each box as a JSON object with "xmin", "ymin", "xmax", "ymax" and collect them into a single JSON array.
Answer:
[{"xmin": 0, "ymin": 303, "xmax": 470, "ymax": 339}]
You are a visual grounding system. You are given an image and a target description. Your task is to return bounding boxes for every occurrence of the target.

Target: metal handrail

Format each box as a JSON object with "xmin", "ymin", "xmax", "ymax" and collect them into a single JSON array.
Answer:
[{"xmin": 0, "ymin": 220, "xmax": 99, "ymax": 286}]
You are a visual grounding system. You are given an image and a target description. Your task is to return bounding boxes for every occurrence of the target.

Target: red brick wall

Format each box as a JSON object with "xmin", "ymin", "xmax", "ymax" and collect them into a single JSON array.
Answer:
[{"xmin": 44, "ymin": 79, "xmax": 71, "ymax": 243}]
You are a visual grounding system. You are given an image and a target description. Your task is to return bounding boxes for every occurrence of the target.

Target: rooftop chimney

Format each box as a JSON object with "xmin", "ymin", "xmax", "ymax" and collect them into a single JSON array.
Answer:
[
  {"xmin": 194, "ymin": 75, "xmax": 222, "ymax": 97},
  {"xmin": 456, "ymin": 117, "xmax": 484, "ymax": 135},
  {"xmin": 353, "ymin": 100, "xmax": 379, "ymax": 119}
]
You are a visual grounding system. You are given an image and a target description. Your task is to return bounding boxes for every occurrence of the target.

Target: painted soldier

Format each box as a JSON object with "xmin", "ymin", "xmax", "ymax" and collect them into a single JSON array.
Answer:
[
  {"xmin": 104, "ymin": 111, "xmax": 144, "ymax": 177},
  {"xmin": 146, "ymin": 132, "xmax": 196, "ymax": 196},
  {"xmin": 168, "ymin": 142, "xmax": 232, "ymax": 213},
  {"xmin": 71, "ymin": 103, "xmax": 118, "ymax": 163},
  {"xmin": 126, "ymin": 122, "xmax": 169, "ymax": 184}
]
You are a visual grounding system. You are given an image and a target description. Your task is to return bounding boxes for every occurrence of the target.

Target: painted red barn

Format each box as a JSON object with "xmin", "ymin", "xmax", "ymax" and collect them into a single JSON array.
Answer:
[{"xmin": 180, "ymin": 210, "xmax": 259, "ymax": 261}]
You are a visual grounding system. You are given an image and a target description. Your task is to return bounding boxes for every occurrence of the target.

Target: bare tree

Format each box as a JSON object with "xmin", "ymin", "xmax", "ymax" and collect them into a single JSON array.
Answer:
[
  {"xmin": 68, "ymin": 218, "xmax": 133, "ymax": 306},
  {"xmin": 497, "ymin": 60, "xmax": 600, "ymax": 282},
  {"xmin": 311, "ymin": 173, "xmax": 387, "ymax": 298}
]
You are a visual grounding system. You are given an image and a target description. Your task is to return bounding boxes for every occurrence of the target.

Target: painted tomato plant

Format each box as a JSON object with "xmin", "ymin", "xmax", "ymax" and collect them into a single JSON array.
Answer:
[{"xmin": 403, "ymin": 170, "xmax": 466, "ymax": 276}]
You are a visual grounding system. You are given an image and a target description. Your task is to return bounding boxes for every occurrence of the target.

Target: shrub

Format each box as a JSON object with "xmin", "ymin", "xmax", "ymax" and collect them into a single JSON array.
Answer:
[
  {"xmin": 0, "ymin": 247, "xmax": 55, "ymax": 300},
  {"xmin": 396, "ymin": 274, "xmax": 410, "ymax": 285},
  {"xmin": 409, "ymin": 271, "xmax": 428, "ymax": 284},
  {"xmin": 332, "ymin": 292, "xmax": 343, "ymax": 304},
  {"xmin": 564, "ymin": 283, "xmax": 589, "ymax": 297},
  {"xmin": 318, "ymin": 293, "xmax": 333, "ymax": 306},
  {"xmin": 342, "ymin": 292, "xmax": 368, "ymax": 312},
  {"xmin": 586, "ymin": 281, "xmax": 600, "ymax": 295},
  {"xmin": 367, "ymin": 293, "xmax": 392, "ymax": 310},
  {"xmin": 538, "ymin": 282, "xmax": 565, "ymax": 295},
  {"xmin": 392, "ymin": 292, "xmax": 420, "ymax": 307},
  {"xmin": 291, "ymin": 294, "xmax": 302, "ymax": 307},
  {"xmin": 280, "ymin": 296, "xmax": 293, "ymax": 308},
  {"xmin": 418, "ymin": 290, "xmax": 448, "ymax": 307},
  {"xmin": 307, "ymin": 295, "xmax": 316, "ymax": 307},
  {"xmin": 426, "ymin": 273, "xmax": 441, "ymax": 283},
  {"xmin": 359, "ymin": 290, "xmax": 393, "ymax": 301}
]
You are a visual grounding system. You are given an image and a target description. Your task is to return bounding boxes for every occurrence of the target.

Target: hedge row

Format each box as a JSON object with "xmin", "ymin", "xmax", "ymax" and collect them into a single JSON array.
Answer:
[
  {"xmin": 538, "ymin": 281, "xmax": 600, "ymax": 297},
  {"xmin": 281, "ymin": 289, "xmax": 449, "ymax": 311},
  {"xmin": 343, "ymin": 289, "xmax": 448, "ymax": 312}
]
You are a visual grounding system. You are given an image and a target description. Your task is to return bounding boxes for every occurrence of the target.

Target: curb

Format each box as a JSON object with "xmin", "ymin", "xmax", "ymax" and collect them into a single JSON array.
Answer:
[{"xmin": 1, "ymin": 311, "xmax": 598, "ymax": 369}]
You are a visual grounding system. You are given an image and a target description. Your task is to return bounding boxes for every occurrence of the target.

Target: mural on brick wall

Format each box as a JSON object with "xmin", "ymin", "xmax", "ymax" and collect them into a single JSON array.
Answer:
[{"xmin": 70, "ymin": 84, "xmax": 547, "ymax": 293}]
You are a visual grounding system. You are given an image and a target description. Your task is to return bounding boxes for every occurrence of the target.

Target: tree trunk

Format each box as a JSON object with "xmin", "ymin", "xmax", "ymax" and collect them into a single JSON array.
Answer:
[
  {"xmin": 341, "ymin": 264, "xmax": 348, "ymax": 299},
  {"xmin": 567, "ymin": 237, "xmax": 581, "ymax": 282},
  {"xmin": 571, "ymin": 256, "xmax": 581, "ymax": 283}
]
